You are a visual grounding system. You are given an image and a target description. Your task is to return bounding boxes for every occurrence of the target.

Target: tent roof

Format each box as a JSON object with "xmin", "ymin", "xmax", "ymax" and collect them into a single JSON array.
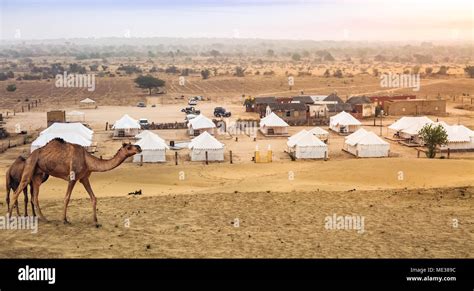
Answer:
[
  {"xmin": 135, "ymin": 130, "xmax": 165, "ymax": 143},
  {"xmin": 260, "ymin": 112, "xmax": 289, "ymax": 127},
  {"xmin": 288, "ymin": 129, "xmax": 309, "ymax": 143},
  {"xmin": 32, "ymin": 133, "xmax": 92, "ymax": 148},
  {"xmin": 188, "ymin": 114, "xmax": 216, "ymax": 130},
  {"xmin": 330, "ymin": 111, "xmax": 362, "ymax": 126},
  {"xmin": 308, "ymin": 127, "xmax": 329, "ymax": 135},
  {"xmin": 113, "ymin": 114, "xmax": 140, "ymax": 129},
  {"xmin": 287, "ymin": 131, "xmax": 327, "ymax": 147},
  {"xmin": 188, "ymin": 131, "xmax": 224, "ymax": 150},
  {"xmin": 435, "ymin": 122, "xmax": 474, "ymax": 143},
  {"xmin": 388, "ymin": 116, "xmax": 433, "ymax": 131},
  {"xmin": 41, "ymin": 122, "xmax": 93, "ymax": 140},
  {"xmin": 345, "ymin": 129, "xmax": 388, "ymax": 146},
  {"xmin": 134, "ymin": 134, "xmax": 169, "ymax": 150},
  {"xmin": 80, "ymin": 98, "xmax": 96, "ymax": 103}
]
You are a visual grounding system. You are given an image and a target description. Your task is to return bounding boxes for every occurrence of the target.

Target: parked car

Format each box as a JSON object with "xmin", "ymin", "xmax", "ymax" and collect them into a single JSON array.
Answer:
[
  {"xmin": 188, "ymin": 99, "xmax": 198, "ymax": 106},
  {"xmin": 139, "ymin": 118, "xmax": 150, "ymax": 129},
  {"xmin": 214, "ymin": 107, "xmax": 231, "ymax": 117},
  {"xmin": 137, "ymin": 102, "xmax": 146, "ymax": 107},
  {"xmin": 192, "ymin": 95, "xmax": 204, "ymax": 101},
  {"xmin": 181, "ymin": 107, "xmax": 200, "ymax": 114}
]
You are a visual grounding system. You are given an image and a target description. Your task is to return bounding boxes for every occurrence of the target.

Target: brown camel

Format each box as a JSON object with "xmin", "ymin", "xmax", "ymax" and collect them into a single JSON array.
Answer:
[
  {"xmin": 6, "ymin": 156, "xmax": 49, "ymax": 216},
  {"xmin": 8, "ymin": 138, "xmax": 141, "ymax": 225}
]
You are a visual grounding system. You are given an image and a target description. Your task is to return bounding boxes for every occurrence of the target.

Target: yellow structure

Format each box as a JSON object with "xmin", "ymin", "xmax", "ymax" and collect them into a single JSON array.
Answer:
[{"xmin": 255, "ymin": 145, "xmax": 272, "ymax": 163}]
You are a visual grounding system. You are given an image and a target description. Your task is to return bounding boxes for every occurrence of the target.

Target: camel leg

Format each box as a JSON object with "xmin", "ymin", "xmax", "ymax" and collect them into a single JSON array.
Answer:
[
  {"xmin": 30, "ymin": 184, "xmax": 36, "ymax": 217},
  {"xmin": 31, "ymin": 176, "xmax": 46, "ymax": 222},
  {"xmin": 63, "ymin": 180, "xmax": 77, "ymax": 224},
  {"xmin": 23, "ymin": 188, "xmax": 29, "ymax": 217},
  {"xmin": 9, "ymin": 180, "xmax": 31, "ymax": 217},
  {"xmin": 80, "ymin": 177, "xmax": 98, "ymax": 225}
]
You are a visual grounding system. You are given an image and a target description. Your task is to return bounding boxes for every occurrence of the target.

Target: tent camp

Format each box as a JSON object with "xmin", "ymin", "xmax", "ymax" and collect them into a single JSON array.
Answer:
[
  {"xmin": 388, "ymin": 116, "xmax": 433, "ymax": 144},
  {"xmin": 113, "ymin": 114, "xmax": 141, "ymax": 137},
  {"xmin": 329, "ymin": 111, "xmax": 361, "ymax": 134},
  {"xmin": 31, "ymin": 133, "xmax": 92, "ymax": 152},
  {"xmin": 344, "ymin": 128, "xmax": 390, "ymax": 157},
  {"xmin": 66, "ymin": 111, "xmax": 85, "ymax": 122},
  {"xmin": 259, "ymin": 112, "xmax": 289, "ymax": 136},
  {"xmin": 287, "ymin": 130, "xmax": 328, "ymax": 159},
  {"xmin": 307, "ymin": 127, "xmax": 329, "ymax": 142},
  {"xmin": 79, "ymin": 98, "xmax": 97, "ymax": 109},
  {"xmin": 435, "ymin": 123, "xmax": 474, "ymax": 150},
  {"xmin": 133, "ymin": 132, "xmax": 169, "ymax": 163},
  {"xmin": 188, "ymin": 114, "xmax": 216, "ymax": 136},
  {"xmin": 188, "ymin": 131, "xmax": 224, "ymax": 161}
]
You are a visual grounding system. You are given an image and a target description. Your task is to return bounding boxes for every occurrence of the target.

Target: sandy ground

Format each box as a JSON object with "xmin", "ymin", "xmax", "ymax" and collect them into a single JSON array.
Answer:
[{"xmin": 0, "ymin": 186, "xmax": 472, "ymax": 258}]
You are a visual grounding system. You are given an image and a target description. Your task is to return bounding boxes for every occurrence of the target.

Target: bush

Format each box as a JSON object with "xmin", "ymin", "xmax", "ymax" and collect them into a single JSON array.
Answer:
[{"xmin": 6, "ymin": 84, "xmax": 17, "ymax": 92}]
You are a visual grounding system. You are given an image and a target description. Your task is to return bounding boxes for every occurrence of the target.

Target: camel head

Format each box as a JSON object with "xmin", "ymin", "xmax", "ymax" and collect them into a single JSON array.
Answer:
[{"xmin": 120, "ymin": 142, "xmax": 142, "ymax": 157}]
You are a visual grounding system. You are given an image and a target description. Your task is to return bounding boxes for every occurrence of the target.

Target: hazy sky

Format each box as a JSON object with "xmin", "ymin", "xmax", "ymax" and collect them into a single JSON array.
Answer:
[{"xmin": 0, "ymin": 0, "xmax": 472, "ymax": 41}]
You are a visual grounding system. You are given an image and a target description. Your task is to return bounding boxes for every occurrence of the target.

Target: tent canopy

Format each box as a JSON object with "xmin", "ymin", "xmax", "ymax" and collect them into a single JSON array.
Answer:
[
  {"xmin": 330, "ymin": 111, "xmax": 362, "ymax": 126},
  {"xmin": 260, "ymin": 112, "xmax": 289, "ymax": 127},
  {"xmin": 134, "ymin": 134, "xmax": 169, "ymax": 150},
  {"xmin": 32, "ymin": 133, "xmax": 92, "ymax": 148},
  {"xmin": 188, "ymin": 114, "xmax": 216, "ymax": 130},
  {"xmin": 135, "ymin": 130, "xmax": 165, "ymax": 143},
  {"xmin": 41, "ymin": 122, "xmax": 93, "ymax": 140},
  {"xmin": 308, "ymin": 127, "xmax": 329, "ymax": 135},
  {"xmin": 80, "ymin": 98, "xmax": 96, "ymax": 103},
  {"xmin": 188, "ymin": 131, "xmax": 224, "ymax": 150},
  {"xmin": 287, "ymin": 131, "xmax": 327, "ymax": 147},
  {"xmin": 113, "ymin": 114, "xmax": 140, "ymax": 129},
  {"xmin": 345, "ymin": 129, "xmax": 389, "ymax": 146},
  {"xmin": 435, "ymin": 122, "xmax": 474, "ymax": 143},
  {"xmin": 388, "ymin": 116, "xmax": 433, "ymax": 132}
]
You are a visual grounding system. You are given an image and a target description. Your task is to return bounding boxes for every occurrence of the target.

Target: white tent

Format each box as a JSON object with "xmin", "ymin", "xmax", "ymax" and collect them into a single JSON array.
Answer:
[
  {"xmin": 188, "ymin": 131, "xmax": 224, "ymax": 161},
  {"xmin": 329, "ymin": 111, "xmax": 361, "ymax": 133},
  {"xmin": 188, "ymin": 114, "xmax": 216, "ymax": 136},
  {"xmin": 113, "ymin": 114, "xmax": 141, "ymax": 137},
  {"xmin": 308, "ymin": 127, "xmax": 329, "ymax": 142},
  {"xmin": 287, "ymin": 131, "xmax": 328, "ymax": 159},
  {"xmin": 31, "ymin": 133, "xmax": 92, "ymax": 152},
  {"xmin": 41, "ymin": 122, "xmax": 93, "ymax": 141},
  {"xmin": 435, "ymin": 123, "xmax": 474, "ymax": 150},
  {"xmin": 388, "ymin": 116, "xmax": 433, "ymax": 144},
  {"xmin": 79, "ymin": 98, "xmax": 97, "ymax": 109},
  {"xmin": 344, "ymin": 129, "xmax": 390, "ymax": 157},
  {"xmin": 66, "ymin": 111, "xmax": 85, "ymax": 122},
  {"xmin": 133, "ymin": 133, "xmax": 169, "ymax": 163},
  {"xmin": 135, "ymin": 130, "xmax": 165, "ymax": 143},
  {"xmin": 259, "ymin": 112, "xmax": 289, "ymax": 136}
]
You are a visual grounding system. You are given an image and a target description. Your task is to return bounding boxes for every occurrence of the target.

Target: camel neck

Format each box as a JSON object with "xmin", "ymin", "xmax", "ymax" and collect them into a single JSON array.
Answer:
[{"xmin": 86, "ymin": 150, "xmax": 128, "ymax": 172}]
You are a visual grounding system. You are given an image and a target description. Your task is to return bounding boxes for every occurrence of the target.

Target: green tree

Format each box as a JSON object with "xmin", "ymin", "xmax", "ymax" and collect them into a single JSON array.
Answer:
[
  {"xmin": 134, "ymin": 75, "xmax": 165, "ymax": 95},
  {"xmin": 464, "ymin": 65, "xmax": 474, "ymax": 78},
  {"xmin": 266, "ymin": 49, "xmax": 275, "ymax": 58},
  {"xmin": 6, "ymin": 84, "xmax": 17, "ymax": 92},
  {"xmin": 201, "ymin": 69, "xmax": 210, "ymax": 80},
  {"xmin": 234, "ymin": 66, "xmax": 246, "ymax": 77},
  {"xmin": 419, "ymin": 124, "xmax": 448, "ymax": 158},
  {"xmin": 291, "ymin": 53, "xmax": 301, "ymax": 61}
]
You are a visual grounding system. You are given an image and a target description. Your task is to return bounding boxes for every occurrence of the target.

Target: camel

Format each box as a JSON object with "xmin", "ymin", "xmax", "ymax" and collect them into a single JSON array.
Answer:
[
  {"xmin": 6, "ymin": 156, "xmax": 49, "ymax": 216},
  {"xmin": 8, "ymin": 138, "xmax": 141, "ymax": 225}
]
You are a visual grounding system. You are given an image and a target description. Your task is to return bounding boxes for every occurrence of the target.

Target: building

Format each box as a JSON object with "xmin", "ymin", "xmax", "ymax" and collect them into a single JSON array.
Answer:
[
  {"xmin": 291, "ymin": 96, "xmax": 315, "ymax": 105},
  {"xmin": 259, "ymin": 112, "xmax": 289, "ymax": 136},
  {"xmin": 287, "ymin": 130, "xmax": 328, "ymax": 159},
  {"xmin": 346, "ymin": 96, "xmax": 375, "ymax": 118},
  {"xmin": 46, "ymin": 110, "xmax": 66, "ymax": 127},
  {"xmin": 269, "ymin": 102, "xmax": 307, "ymax": 125},
  {"xmin": 324, "ymin": 93, "xmax": 353, "ymax": 114},
  {"xmin": 188, "ymin": 131, "xmax": 224, "ymax": 161},
  {"xmin": 383, "ymin": 99, "xmax": 446, "ymax": 116},
  {"xmin": 368, "ymin": 95, "xmax": 416, "ymax": 107},
  {"xmin": 251, "ymin": 96, "xmax": 277, "ymax": 114},
  {"xmin": 344, "ymin": 128, "xmax": 390, "ymax": 158},
  {"xmin": 329, "ymin": 111, "xmax": 362, "ymax": 134}
]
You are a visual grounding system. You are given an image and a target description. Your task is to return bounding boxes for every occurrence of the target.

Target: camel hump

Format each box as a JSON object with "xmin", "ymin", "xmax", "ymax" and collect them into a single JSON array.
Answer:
[{"xmin": 51, "ymin": 137, "xmax": 66, "ymax": 144}]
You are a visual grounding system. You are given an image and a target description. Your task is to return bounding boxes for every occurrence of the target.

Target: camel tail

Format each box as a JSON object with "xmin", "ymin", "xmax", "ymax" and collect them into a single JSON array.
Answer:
[
  {"xmin": 5, "ymin": 167, "xmax": 11, "ymax": 212},
  {"xmin": 9, "ymin": 151, "xmax": 40, "ymax": 212}
]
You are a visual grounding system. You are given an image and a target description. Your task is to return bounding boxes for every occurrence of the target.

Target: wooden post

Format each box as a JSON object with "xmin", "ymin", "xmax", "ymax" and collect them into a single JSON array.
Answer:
[
  {"xmin": 324, "ymin": 151, "xmax": 328, "ymax": 161},
  {"xmin": 447, "ymin": 148, "xmax": 450, "ymax": 159},
  {"xmin": 230, "ymin": 150, "xmax": 233, "ymax": 164},
  {"xmin": 105, "ymin": 122, "xmax": 108, "ymax": 131},
  {"xmin": 21, "ymin": 106, "xmax": 24, "ymax": 112},
  {"xmin": 175, "ymin": 152, "xmax": 178, "ymax": 165},
  {"xmin": 205, "ymin": 151, "xmax": 208, "ymax": 165},
  {"xmin": 140, "ymin": 155, "xmax": 143, "ymax": 166},
  {"xmin": 417, "ymin": 149, "xmax": 420, "ymax": 158}
]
